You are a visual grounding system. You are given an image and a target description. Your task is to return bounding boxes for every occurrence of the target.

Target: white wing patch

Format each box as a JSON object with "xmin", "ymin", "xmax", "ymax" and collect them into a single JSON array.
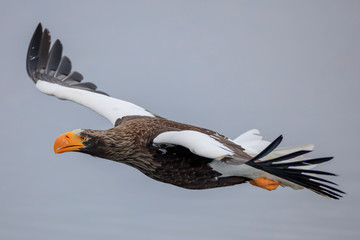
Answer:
[
  {"xmin": 153, "ymin": 130, "xmax": 234, "ymax": 160},
  {"xmin": 36, "ymin": 80, "xmax": 154, "ymax": 125},
  {"xmin": 232, "ymin": 129, "xmax": 270, "ymax": 156}
]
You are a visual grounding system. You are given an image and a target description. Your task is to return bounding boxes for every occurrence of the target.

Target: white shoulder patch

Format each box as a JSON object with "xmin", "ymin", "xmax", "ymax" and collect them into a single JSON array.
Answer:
[
  {"xmin": 153, "ymin": 130, "xmax": 234, "ymax": 160},
  {"xmin": 232, "ymin": 129, "xmax": 270, "ymax": 152},
  {"xmin": 36, "ymin": 80, "xmax": 154, "ymax": 125}
]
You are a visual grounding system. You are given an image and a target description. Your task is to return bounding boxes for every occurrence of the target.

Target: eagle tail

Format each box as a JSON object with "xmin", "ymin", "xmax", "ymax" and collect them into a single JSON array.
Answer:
[{"xmin": 245, "ymin": 136, "xmax": 345, "ymax": 200}]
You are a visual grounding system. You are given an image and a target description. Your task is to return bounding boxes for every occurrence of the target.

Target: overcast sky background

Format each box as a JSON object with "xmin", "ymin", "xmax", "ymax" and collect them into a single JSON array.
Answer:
[{"xmin": 0, "ymin": 1, "xmax": 359, "ymax": 239}]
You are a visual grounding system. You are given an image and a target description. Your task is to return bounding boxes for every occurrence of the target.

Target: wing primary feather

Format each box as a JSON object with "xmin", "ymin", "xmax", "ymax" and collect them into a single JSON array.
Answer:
[
  {"xmin": 260, "ymin": 150, "xmax": 312, "ymax": 165},
  {"xmin": 247, "ymin": 152, "xmax": 344, "ymax": 199},
  {"xmin": 62, "ymin": 71, "xmax": 84, "ymax": 82},
  {"xmin": 247, "ymin": 135, "xmax": 283, "ymax": 163},
  {"xmin": 27, "ymin": 23, "xmax": 111, "ymax": 95},
  {"xmin": 26, "ymin": 23, "xmax": 43, "ymax": 80},
  {"xmin": 46, "ymin": 39, "xmax": 63, "ymax": 75},
  {"xmin": 247, "ymin": 160, "xmax": 345, "ymax": 199},
  {"xmin": 283, "ymin": 168, "xmax": 337, "ymax": 176},
  {"xmin": 244, "ymin": 134, "xmax": 344, "ymax": 199},
  {"xmin": 307, "ymin": 175, "xmax": 338, "ymax": 186},
  {"xmin": 36, "ymin": 28, "xmax": 51, "ymax": 72},
  {"xmin": 54, "ymin": 56, "xmax": 72, "ymax": 78},
  {"xmin": 271, "ymin": 157, "xmax": 333, "ymax": 168}
]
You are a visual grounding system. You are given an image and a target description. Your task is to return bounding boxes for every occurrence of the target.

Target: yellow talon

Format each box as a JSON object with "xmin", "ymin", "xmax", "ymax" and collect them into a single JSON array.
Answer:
[{"xmin": 249, "ymin": 177, "xmax": 281, "ymax": 191}]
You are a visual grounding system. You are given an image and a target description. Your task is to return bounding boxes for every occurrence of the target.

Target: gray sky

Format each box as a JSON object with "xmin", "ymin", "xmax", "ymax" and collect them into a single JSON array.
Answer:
[{"xmin": 0, "ymin": 1, "xmax": 359, "ymax": 239}]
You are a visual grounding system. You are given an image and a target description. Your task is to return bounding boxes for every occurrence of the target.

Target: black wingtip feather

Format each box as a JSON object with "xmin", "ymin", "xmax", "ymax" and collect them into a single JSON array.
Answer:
[
  {"xmin": 271, "ymin": 157, "xmax": 333, "ymax": 168},
  {"xmin": 26, "ymin": 23, "xmax": 43, "ymax": 80},
  {"xmin": 248, "ymin": 135, "xmax": 283, "ymax": 163},
  {"xmin": 36, "ymin": 28, "xmax": 51, "ymax": 71},
  {"xmin": 26, "ymin": 23, "xmax": 110, "ymax": 96},
  {"xmin": 62, "ymin": 71, "xmax": 83, "ymax": 82},
  {"xmin": 54, "ymin": 56, "xmax": 72, "ymax": 77},
  {"xmin": 246, "ymin": 136, "xmax": 344, "ymax": 199},
  {"xmin": 46, "ymin": 39, "xmax": 63, "ymax": 74},
  {"xmin": 261, "ymin": 150, "xmax": 312, "ymax": 165},
  {"xmin": 285, "ymin": 169, "xmax": 338, "ymax": 176},
  {"xmin": 255, "ymin": 164, "xmax": 345, "ymax": 199}
]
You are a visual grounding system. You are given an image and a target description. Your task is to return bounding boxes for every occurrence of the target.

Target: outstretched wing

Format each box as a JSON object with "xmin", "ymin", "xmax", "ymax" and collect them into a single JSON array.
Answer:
[{"xmin": 27, "ymin": 23, "xmax": 155, "ymax": 126}]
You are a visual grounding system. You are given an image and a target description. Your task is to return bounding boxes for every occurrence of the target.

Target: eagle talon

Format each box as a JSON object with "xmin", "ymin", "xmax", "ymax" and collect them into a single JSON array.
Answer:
[{"xmin": 249, "ymin": 177, "xmax": 280, "ymax": 191}]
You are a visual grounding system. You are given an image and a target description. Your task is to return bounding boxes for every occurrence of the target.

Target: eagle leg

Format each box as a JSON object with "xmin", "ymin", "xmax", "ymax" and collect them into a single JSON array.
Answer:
[{"xmin": 249, "ymin": 177, "xmax": 280, "ymax": 191}]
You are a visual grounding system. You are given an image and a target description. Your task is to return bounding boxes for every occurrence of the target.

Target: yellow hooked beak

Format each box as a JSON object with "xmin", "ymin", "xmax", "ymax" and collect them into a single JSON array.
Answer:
[{"xmin": 54, "ymin": 132, "xmax": 85, "ymax": 154}]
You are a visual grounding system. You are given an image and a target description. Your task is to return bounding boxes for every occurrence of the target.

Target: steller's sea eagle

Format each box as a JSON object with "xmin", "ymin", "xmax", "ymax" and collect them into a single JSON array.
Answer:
[{"xmin": 27, "ymin": 23, "xmax": 344, "ymax": 199}]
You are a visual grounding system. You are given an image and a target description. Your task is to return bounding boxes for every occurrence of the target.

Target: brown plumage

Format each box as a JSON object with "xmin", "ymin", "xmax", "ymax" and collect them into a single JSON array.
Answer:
[
  {"xmin": 27, "ymin": 23, "xmax": 345, "ymax": 199},
  {"xmin": 80, "ymin": 116, "xmax": 249, "ymax": 189}
]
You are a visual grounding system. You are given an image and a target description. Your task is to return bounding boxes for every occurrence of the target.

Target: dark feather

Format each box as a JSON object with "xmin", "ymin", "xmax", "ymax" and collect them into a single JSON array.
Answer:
[
  {"xmin": 246, "ymin": 140, "xmax": 344, "ymax": 199},
  {"xmin": 26, "ymin": 23, "xmax": 43, "ymax": 80},
  {"xmin": 260, "ymin": 150, "xmax": 312, "ymax": 165},
  {"xmin": 46, "ymin": 40, "xmax": 62, "ymax": 74},
  {"xmin": 62, "ymin": 71, "xmax": 83, "ymax": 83},
  {"xmin": 36, "ymin": 28, "xmax": 51, "ymax": 72},
  {"xmin": 26, "ymin": 23, "xmax": 109, "ymax": 96},
  {"xmin": 247, "ymin": 135, "xmax": 283, "ymax": 163},
  {"xmin": 244, "ymin": 135, "xmax": 344, "ymax": 199},
  {"xmin": 54, "ymin": 56, "xmax": 72, "ymax": 78},
  {"xmin": 283, "ymin": 168, "xmax": 337, "ymax": 176},
  {"xmin": 251, "ymin": 164, "xmax": 344, "ymax": 199},
  {"xmin": 271, "ymin": 157, "xmax": 333, "ymax": 168},
  {"xmin": 273, "ymin": 170, "xmax": 345, "ymax": 199}
]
